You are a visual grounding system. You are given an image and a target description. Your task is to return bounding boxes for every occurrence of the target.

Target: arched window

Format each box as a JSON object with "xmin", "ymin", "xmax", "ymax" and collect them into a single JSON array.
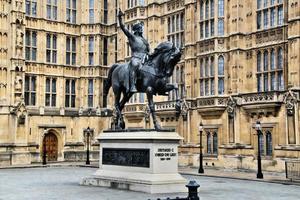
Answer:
[
  {"xmin": 205, "ymin": 58, "xmax": 209, "ymax": 77},
  {"xmin": 218, "ymin": 56, "xmax": 224, "ymax": 95},
  {"xmin": 270, "ymin": 49, "xmax": 275, "ymax": 70},
  {"xmin": 263, "ymin": 51, "xmax": 268, "ymax": 71},
  {"xmin": 258, "ymin": 133, "xmax": 265, "ymax": 156},
  {"xmin": 200, "ymin": 59, "xmax": 204, "ymax": 78},
  {"xmin": 278, "ymin": 47, "xmax": 283, "ymax": 69},
  {"xmin": 218, "ymin": 0, "xmax": 224, "ymax": 17},
  {"xmin": 210, "ymin": 57, "xmax": 215, "ymax": 95},
  {"xmin": 180, "ymin": 13, "xmax": 184, "ymax": 30},
  {"xmin": 210, "ymin": 57, "xmax": 215, "ymax": 76},
  {"xmin": 266, "ymin": 131, "xmax": 272, "ymax": 156},
  {"xmin": 210, "ymin": 0, "xmax": 215, "ymax": 17},
  {"xmin": 213, "ymin": 132, "xmax": 218, "ymax": 154},
  {"xmin": 205, "ymin": 1, "xmax": 209, "ymax": 19},
  {"xmin": 257, "ymin": 51, "xmax": 261, "ymax": 72},
  {"xmin": 218, "ymin": 56, "xmax": 224, "ymax": 75},
  {"xmin": 200, "ymin": 1, "xmax": 204, "ymax": 20},
  {"xmin": 207, "ymin": 132, "xmax": 211, "ymax": 154}
]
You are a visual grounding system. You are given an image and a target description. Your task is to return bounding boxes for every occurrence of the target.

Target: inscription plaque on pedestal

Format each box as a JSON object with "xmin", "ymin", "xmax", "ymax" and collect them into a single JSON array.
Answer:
[{"xmin": 102, "ymin": 148, "xmax": 150, "ymax": 168}]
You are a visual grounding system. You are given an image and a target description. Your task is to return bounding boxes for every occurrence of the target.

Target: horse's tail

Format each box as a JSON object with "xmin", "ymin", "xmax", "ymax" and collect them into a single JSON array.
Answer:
[{"xmin": 103, "ymin": 64, "xmax": 119, "ymax": 107}]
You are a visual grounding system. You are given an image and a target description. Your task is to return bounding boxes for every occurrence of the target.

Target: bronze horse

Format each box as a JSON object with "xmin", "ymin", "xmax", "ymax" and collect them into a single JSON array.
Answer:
[{"xmin": 103, "ymin": 42, "xmax": 182, "ymax": 130}]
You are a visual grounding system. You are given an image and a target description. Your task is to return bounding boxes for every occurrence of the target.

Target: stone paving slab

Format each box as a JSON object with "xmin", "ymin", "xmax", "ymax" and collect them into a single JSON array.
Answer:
[
  {"xmin": 1, "ymin": 162, "xmax": 298, "ymax": 186},
  {"xmin": 0, "ymin": 167, "xmax": 300, "ymax": 200}
]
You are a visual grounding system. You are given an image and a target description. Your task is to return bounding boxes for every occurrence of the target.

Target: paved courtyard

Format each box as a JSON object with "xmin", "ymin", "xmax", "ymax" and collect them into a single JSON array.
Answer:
[{"xmin": 0, "ymin": 167, "xmax": 299, "ymax": 200}]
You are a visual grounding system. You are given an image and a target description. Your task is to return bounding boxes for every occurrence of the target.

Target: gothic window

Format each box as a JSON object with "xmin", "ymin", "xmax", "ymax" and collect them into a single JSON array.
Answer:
[
  {"xmin": 89, "ymin": 0, "xmax": 94, "ymax": 23},
  {"xmin": 65, "ymin": 79, "xmax": 76, "ymax": 108},
  {"xmin": 263, "ymin": 51, "xmax": 268, "ymax": 71},
  {"xmin": 167, "ymin": 13, "xmax": 185, "ymax": 47},
  {"xmin": 257, "ymin": 11, "xmax": 262, "ymax": 29},
  {"xmin": 46, "ymin": 34, "xmax": 57, "ymax": 63},
  {"xmin": 263, "ymin": 10, "xmax": 268, "ymax": 28},
  {"xmin": 104, "ymin": 0, "xmax": 108, "ymax": 24},
  {"xmin": 218, "ymin": 0, "xmax": 224, "ymax": 17},
  {"xmin": 45, "ymin": 77, "xmax": 56, "ymax": 107},
  {"xmin": 211, "ymin": 19, "xmax": 215, "ymax": 36},
  {"xmin": 25, "ymin": 30, "xmax": 37, "ymax": 61},
  {"xmin": 205, "ymin": 22, "xmax": 209, "ymax": 38},
  {"xmin": 176, "ymin": 14, "xmax": 180, "ymax": 31},
  {"xmin": 180, "ymin": 13, "xmax": 184, "ymax": 30},
  {"xmin": 270, "ymin": 8, "xmax": 275, "ymax": 27},
  {"xmin": 207, "ymin": 132, "xmax": 211, "ymax": 154},
  {"xmin": 278, "ymin": 47, "xmax": 283, "ymax": 69},
  {"xmin": 205, "ymin": 1, "xmax": 209, "ymax": 19},
  {"xmin": 103, "ymin": 37, "xmax": 108, "ymax": 65},
  {"xmin": 218, "ymin": 56, "xmax": 224, "ymax": 95},
  {"xmin": 213, "ymin": 132, "xmax": 218, "ymax": 154},
  {"xmin": 258, "ymin": 133, "xmax": 265, "ymax": 156},
  {"xmin": 218, "ymin": 18, "xmax": 224, "ymax": 36},
  {"xmin": 266, "ymin": 131, "xmax": 272, "ymax": 156},
  {"xmin": 66, "ymin": 36, "xmax": 76, "ymax": 65},
  {"xmin": 257, "ymin": 0, "xmax": 283, "ymax": 30},
  {"xmin": 25, "ymin": 76, "xmax": 36, "ymax": 106},
  {"xmin": 270, "ymin": 49, "xmax": 275, "ymax": 70},
  {"xmin": 46, "ymin": 0, "xmax": 57, "ymax": 20},
  {"xmin": 200, "ymin": 1, "xmax": 204, "ymax": 20},
  {"xmin": 88, "ymin": 79, "xmax": 94, "ymax": 107},
  {"xmin": 278, "ymin": 6, "xmax": 283, "ymax": 25},
  {"xmin": 257, "ymin": 48, "xmax": 284, "ymax": 92},
  {"xmin": 206, "ymin": 130, "xmax": 218, "ymax": 155},
  {"xmin": 210, "ymin": 57, "xmax": 215, "ymax": 95},
  {"xmin": 66, "ymin": 0, "xmax": 76, "ymax": 23},
  {"xmin": 25, "ymin": 0, "xmax": 37, "ymax": 17},
  {"xmin": 211, "ymin": 0, "xmax": 215, "ymax": 17},
  {"xmin": 88, "ymin": 36, "xmax": 94, "ymax": 65},
  {"xmin": 200, "ymin": 23, "xmax": 204, "ymax": 39},
  {"xmin": 257, "ymin": 51, "xmax": 261, "ymax": 72}
]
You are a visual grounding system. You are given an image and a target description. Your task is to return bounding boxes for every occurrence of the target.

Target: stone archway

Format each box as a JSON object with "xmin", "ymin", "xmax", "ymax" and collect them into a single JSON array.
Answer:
[{"xmin": 43, "ymin": 132, "xmax": 58, "ymax": 161}]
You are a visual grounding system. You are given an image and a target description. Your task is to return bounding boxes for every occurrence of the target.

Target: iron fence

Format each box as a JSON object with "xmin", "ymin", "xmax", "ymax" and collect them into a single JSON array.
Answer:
[
  {"xmin": 148, "ymin": 180, "xmax": 200, "ymax": 200},
  {"xmin": 285, "ymin": 160, "xmax": 300, "ymax": 181}
]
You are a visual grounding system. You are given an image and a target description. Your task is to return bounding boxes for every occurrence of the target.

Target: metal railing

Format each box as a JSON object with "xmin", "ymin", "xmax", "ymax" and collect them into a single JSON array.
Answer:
[
  {"xmin": 285, "ymin": 160, "xmax": 300, "ymax": 181},
  {"xmin": 148, "ymin": 180, "xmax": 200, "ymax": 200}
]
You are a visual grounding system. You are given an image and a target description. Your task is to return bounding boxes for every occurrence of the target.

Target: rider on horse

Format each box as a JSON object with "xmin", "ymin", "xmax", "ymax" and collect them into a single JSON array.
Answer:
[{"xmin": 118, "ymin": 9, "xmax": 150, "ymax": 93}]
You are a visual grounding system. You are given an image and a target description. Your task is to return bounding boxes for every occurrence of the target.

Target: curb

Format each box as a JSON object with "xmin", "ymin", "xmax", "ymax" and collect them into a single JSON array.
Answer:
[
  {"xmin": 179, "ymin": 171, "xmax": 300, "ymax": 186},
  {"xmin": 0, "ymin": 163, "xmax": 99, "ymax": 170}
]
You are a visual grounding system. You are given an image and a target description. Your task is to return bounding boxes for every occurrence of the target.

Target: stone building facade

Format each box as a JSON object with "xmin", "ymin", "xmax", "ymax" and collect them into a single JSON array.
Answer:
[{"xmin": 0, "ymin": 0, "xmax": 300, "ymax": 172}]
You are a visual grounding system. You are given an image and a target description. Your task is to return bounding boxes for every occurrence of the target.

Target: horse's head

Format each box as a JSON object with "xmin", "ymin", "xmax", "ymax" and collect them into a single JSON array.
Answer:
[{"xmin": 149, "ymin": 42, "xmax": 181, "ymax": 77}]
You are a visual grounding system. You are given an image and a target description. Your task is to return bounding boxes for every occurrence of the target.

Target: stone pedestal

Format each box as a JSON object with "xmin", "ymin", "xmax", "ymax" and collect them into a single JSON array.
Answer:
[{"xmin": 81, "ymin": 130, "xmax": 187, "ymax": 194}]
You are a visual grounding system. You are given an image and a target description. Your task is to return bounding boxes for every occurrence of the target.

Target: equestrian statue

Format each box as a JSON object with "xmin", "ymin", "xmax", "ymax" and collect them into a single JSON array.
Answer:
[{"xmin": 103, "ymin": 9, "xmax": 182, "ymax": 130}]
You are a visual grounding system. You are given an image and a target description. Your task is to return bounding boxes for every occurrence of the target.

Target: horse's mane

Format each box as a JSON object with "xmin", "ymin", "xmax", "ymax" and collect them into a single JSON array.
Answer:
[{"xmin": 148, "ymin": 41, "xmax": 173, "ymax": 61}]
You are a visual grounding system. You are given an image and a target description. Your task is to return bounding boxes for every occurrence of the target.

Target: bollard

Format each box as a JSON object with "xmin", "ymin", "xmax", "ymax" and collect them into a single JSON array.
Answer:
[{"xmin": 186, "ymin": 180, "xmax": 200, "ymax": 200}]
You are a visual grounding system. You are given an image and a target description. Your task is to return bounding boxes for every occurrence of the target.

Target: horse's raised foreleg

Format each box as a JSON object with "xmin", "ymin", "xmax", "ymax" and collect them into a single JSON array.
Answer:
[
  {"xmin": 146, "ymin": 87, "xmax": 161, "ymax": 130},
  {"xmin": 165, "ymin": 83, "xmax": 181, "ymax": 117}
]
